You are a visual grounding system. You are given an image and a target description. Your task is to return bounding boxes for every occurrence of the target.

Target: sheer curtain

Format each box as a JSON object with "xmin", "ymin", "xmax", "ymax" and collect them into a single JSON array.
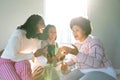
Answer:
[{"xmin": 45, "ymin": 0, "xmax": 88, "ymax": 46}]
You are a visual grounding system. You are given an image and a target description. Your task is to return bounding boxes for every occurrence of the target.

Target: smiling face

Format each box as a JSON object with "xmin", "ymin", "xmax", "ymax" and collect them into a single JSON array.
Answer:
[
  {"xmin": 71, "ymin": 25, "xmax": 87, "ymax": 42},
  {"xmin": 36, "ymin": 20, "xmax": 45, "ymax": 34},
  {"xmin": 48, "ymin": 27, "xmax": 57, "ymax": 41}
]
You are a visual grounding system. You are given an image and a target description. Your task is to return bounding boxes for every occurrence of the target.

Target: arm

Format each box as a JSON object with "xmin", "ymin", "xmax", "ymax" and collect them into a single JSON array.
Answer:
[
  {"xmin": 77, "ymin": 41, "xmax": 104, "ymax": 68},
  {"xmin": 61, "ymin": 56, "xmax": 76, "ymax": 74},
  {"xmin": 3, "ymin": 31, "xmax": 34, "ymax": 62},
  {"xmin": 65, "ymin": 55, "xmax": 77, "ymax": 66}
]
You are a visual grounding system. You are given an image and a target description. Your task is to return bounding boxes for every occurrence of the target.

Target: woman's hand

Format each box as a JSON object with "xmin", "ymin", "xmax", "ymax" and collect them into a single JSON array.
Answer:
[
  {"xmin": 32, "ymin": 66, "xmax": 44, "ymax": 80},
  {"xmin": 70, "ymin": 44, "xmax": 79, "ymax": 55}
]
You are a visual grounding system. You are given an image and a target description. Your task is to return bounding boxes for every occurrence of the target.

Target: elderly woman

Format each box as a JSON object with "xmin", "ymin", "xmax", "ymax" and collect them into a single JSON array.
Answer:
[{"xmin": 60, "ymin": 17, "xmax": 117, "ymax": 80}]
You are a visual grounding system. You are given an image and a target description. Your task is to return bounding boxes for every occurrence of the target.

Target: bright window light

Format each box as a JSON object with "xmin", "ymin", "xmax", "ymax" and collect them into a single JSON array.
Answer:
[{"xmin": 45, "ymin": 0, "xmax": 88, "ymax": 45}]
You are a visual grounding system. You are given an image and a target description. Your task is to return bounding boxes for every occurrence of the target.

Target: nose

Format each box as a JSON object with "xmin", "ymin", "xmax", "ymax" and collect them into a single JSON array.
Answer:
[{"xmin": 73, "ymin": 31, "xmax": 76, "ymax": 35}]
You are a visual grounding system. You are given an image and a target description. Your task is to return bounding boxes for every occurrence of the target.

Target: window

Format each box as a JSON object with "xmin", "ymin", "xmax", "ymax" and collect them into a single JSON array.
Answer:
[{"xmin": 45, "ymin": 0, "xmax": 88, "ymax": 46}]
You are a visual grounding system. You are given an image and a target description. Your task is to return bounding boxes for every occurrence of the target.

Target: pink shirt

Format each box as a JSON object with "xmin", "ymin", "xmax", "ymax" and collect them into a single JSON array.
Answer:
[{"xmin": 68, "ymin": 35, "xmax": 112, "ymax": 69}]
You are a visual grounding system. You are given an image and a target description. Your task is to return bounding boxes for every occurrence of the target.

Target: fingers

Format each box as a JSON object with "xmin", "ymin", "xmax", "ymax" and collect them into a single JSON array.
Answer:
[
  {"xmin": 70, "ymin": 44, "xmax": 79, "ymax": 55},
  {"xmin": 33, "ymin": 66, "xmax": 44, "ymax": 78},
  {"xmin": 34, "ymin": 66, "xmax": 43, "ymax": 73},
  {"xmin": 71, "ymin": 44, "xmax": 76, "ymax": 48}
]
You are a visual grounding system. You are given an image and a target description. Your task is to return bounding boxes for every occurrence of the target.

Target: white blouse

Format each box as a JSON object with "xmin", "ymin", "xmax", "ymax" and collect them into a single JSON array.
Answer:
[{"xmin": 1, "ymin": 29, "xmax": 41, "ymax": 62}]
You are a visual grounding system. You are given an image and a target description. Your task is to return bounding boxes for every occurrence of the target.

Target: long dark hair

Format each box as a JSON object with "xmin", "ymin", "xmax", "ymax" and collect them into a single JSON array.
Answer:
[{"xmin": 17, "ymin": 14, "xmax": 45, "ymax": 39}]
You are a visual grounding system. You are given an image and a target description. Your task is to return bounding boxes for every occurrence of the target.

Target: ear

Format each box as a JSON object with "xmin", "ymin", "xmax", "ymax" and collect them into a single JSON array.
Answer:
[{"xmin": 82, "ymin": 30, "xmax": 86, "ymax": 36}]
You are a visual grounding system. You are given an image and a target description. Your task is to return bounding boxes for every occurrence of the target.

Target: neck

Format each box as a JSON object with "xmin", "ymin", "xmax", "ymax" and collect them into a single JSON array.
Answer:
[
  {"xmin": 48, "ymin": 39, "xmax": 55, "ymax": 44},
  {"xmin": 79, "ymin": 36, "xmax": 87, "ymax": 42}
]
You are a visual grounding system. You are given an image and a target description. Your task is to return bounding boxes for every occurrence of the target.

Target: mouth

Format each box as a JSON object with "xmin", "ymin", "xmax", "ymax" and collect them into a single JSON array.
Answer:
[
  {"xmin": 74, "ymin": 35, "xmax": 78, "ymax": 38},
  {"xmin": 74, "ymin": 35, "xmax": 79, "ymax": 40}
]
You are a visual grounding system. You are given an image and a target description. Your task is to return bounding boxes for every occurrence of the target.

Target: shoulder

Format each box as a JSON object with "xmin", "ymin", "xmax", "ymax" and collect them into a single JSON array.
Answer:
[
  {"xmin": 41, "ymin": 40, "xmax": 49, "ymax": 48},
  {"xmin": 11, "ymin": 29, "xmax": 26, "ymax": 37},
  {"xmin": 8, "ymin": 29, "xmax": 26, "ymax": 41},
  {"xmin": 88, "ymin": 35, "xmax": 103, "ymax": 48}
]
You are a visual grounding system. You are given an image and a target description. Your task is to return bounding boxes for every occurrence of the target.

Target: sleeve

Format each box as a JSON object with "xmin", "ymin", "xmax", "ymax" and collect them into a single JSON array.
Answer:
[
  {"xmin": 65, "ymin": 54, "xmax": 77, "ymax": 66},
  {"xmin": 77, "ymin": 39, "xmax": 104, "ymax": 68},
  {"xmin": 4, "ymin": 31, "xmax": 34, "ymax": 62},
  {"xmin": 65, "ymin": 59, "xmax": 74, "ymax": 66}
]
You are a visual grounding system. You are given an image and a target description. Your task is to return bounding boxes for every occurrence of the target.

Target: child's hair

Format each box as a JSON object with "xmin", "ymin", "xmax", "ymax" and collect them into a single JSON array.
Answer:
[
  {"xmin": 70, "ymin": 17, "xmax": 92, "ymax": 36},
  {"xmin": 42, "ymin": 24, "xmax": 57, "ymax": 40},
  {"xmin": 17, "ymin": 14, "xmax": 45, "ymax": 39}
]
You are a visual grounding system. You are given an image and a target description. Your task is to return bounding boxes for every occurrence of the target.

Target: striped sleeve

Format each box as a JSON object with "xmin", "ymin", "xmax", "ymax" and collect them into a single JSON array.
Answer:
[{"xmin": 77, "ymin": 39, "xmax": 104, "ymax": 68}]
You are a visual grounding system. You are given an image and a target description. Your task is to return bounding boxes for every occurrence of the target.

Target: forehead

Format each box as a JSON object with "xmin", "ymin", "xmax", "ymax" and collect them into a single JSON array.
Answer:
[
  {"xmin": 48, "ymin": 27, "xmax": 56, "ymax": 31},
  {"xmin": 72, "ymin": 25, "xmax": 81, "ymax": 29}
]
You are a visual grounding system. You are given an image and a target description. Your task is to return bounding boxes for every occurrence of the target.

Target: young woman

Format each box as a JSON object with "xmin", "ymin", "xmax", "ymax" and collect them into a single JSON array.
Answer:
[
  {"xmin": 0, "ymin": 14, "xmax": 45, "ymax": 80},
  {"xmin": 60, "ymin": 17, "xmax": 117, "ymax": 80}
]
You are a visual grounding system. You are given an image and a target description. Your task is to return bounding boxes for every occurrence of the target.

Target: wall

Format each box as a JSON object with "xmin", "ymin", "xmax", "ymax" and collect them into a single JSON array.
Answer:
[
  {"xmin": 0, "ymin": 0, "xmax": 44, "ymax": 49},
  {"xmin": 88, "ymin": 0, "xmax": 120, "ymax": 68}
]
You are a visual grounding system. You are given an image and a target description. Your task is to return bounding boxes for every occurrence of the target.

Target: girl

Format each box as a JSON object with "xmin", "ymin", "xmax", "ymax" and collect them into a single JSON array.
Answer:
[
  {"xmin": 0, "ymin": 14, "xmax": 45, "ymax": 80},
  {"xmin": 33, "ymin": 24, "xmax": 60, "ymax": 80}
]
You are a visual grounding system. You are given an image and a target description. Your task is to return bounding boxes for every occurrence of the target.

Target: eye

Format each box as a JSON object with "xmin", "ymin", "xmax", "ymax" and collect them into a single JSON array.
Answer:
[{"xmin": 76, "ymin": 29, "xmax": 79, "ymax": 32}]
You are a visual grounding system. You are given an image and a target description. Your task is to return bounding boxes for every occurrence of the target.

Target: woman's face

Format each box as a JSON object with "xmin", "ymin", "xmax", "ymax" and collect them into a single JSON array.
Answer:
[
  {"xmin": 36, "ymin": 20, "xmax": 45, "ymax": 34},
  {"xmin": 48, "ymin": 27, "xmax": 57, "ymax": 41},
  {"xmin": 72, "ymin": 25, "xmax": 86, "ymax": 42}
]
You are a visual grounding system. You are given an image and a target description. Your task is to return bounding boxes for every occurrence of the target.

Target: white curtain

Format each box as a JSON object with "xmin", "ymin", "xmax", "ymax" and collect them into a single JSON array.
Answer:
[{"xmin": 45, "ymin": 0, "xmax": 88, "ymax": 46}]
